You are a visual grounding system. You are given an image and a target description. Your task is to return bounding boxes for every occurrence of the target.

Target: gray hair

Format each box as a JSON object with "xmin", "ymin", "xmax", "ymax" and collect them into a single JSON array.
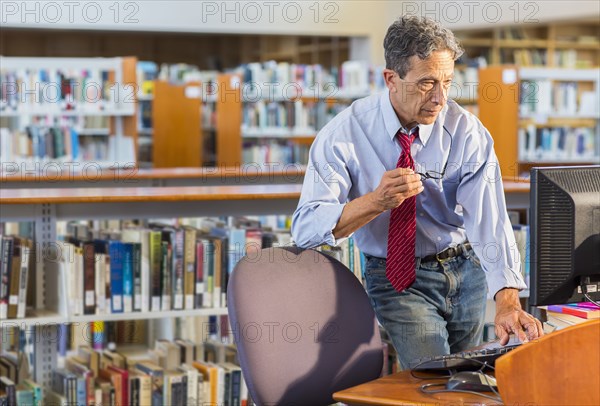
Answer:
[{"xmin": 384, "ymin": 16, "xmax": 464, "ymax": 78}]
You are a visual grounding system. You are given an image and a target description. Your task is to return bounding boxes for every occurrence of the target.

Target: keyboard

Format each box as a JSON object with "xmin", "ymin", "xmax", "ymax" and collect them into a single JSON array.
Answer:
[{"xmin": 409, "ymin": 343, "xmax": 522, "ymax": 372}]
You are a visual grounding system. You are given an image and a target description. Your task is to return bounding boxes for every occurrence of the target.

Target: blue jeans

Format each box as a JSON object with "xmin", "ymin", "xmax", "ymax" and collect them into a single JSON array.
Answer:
[{"xmin": 364, "ymin": 245, "xmax": 487, "ymax": 370}]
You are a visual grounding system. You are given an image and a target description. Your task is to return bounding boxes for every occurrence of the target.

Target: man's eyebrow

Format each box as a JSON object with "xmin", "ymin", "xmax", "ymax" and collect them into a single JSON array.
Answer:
[{"xmin": 417, "ymin": 74, "xmax": 455, "ymax": 82}]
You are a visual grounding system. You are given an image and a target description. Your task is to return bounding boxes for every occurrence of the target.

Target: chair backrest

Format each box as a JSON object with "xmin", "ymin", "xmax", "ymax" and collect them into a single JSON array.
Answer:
[{"xmin": 227, "ymin": 247, "xmax": 383, "ymax": 406}]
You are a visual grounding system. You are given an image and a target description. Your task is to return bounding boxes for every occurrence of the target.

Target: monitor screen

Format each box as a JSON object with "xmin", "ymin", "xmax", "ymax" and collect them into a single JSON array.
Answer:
[{"xmin": 529, "ymin": 165, "xmax": 600, "ymax": 306}]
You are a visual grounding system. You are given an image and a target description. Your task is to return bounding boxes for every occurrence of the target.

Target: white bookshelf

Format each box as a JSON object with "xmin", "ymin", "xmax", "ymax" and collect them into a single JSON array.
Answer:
[
  {"xmin": 0, "ymin": 56, "xmax": 137, "ymax": 166},
  {"xmin": 0, "ymin": 184, "xmax": 301, "ymax": 388}
]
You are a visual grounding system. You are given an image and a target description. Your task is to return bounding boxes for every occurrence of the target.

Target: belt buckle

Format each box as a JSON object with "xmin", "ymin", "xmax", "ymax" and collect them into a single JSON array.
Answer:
[
  {"xmin": 436, "ymin": 246, "xmax": 454, "ymax": 263},
  {"xmin": 435, "ymin": 251, "xmax": 445, "ymax": 263}
]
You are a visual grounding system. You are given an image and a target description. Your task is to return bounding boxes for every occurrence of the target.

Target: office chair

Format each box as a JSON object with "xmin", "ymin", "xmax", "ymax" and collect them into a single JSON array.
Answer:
[{"xmin": 227, "ymin": 247, "xmax": 384, "ymax": 406}]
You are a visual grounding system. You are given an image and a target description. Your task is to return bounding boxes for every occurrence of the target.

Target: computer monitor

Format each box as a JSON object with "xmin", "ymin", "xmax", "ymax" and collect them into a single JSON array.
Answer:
[{"xmin": 529, "ymin": 165, "xmax": 600, "ymax": 306}]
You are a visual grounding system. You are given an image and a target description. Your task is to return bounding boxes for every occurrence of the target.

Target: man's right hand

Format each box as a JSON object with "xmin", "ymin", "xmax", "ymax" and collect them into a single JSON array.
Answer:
[{"xmin": 371, "ymin": 168, "xmax": 424, "ymax": 212}]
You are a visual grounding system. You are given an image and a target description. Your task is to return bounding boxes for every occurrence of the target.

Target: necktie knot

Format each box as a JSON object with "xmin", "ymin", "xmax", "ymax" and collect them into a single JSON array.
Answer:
[{"xmin": 396, "ymin": 128, "xmax": 418, "ymax": 150}]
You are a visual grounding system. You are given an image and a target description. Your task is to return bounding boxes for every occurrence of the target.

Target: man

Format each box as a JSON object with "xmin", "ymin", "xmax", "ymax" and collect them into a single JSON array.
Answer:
[{"xmin": 291, "ymin": 15, "xmax": 543, "ymax": 369}]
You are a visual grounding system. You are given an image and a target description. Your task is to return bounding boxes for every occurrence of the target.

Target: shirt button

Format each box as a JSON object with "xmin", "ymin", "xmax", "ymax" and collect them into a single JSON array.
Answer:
[
  {"xmin": 437, "ymin": 237, "xmax": 442, "ymax": 241},
  {"xmin": 420, "ymin": 213, "xmax": 424, "ymax": 217}
]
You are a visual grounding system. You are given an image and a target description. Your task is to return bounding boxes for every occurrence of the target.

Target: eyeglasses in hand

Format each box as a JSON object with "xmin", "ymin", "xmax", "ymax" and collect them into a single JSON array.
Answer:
[{"xmin": 415, "ymin": 125, "xmax": 453, "ymax": 180}]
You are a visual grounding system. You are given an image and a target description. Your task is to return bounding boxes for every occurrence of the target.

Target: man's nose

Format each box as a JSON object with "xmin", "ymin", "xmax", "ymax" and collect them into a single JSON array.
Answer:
[{"xmin": 430, "ymin": 82, "xmax": 448, "ymax": 105}]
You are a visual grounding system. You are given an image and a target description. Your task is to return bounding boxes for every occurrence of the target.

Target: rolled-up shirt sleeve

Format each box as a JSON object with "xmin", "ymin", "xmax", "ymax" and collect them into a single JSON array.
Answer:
[
  {"xmin": 456, "ymin": 123, "xmax": 527, "ymax": 299},
  {"xmin": 292, "ymin": 129, "xmax": 352, "ymax": 248}
]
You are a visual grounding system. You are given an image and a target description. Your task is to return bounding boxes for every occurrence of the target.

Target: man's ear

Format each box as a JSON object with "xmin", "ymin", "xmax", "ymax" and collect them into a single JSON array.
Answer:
[{"xmin": 383, "ymin": 69, "xmax": 397, "ymax": 92}]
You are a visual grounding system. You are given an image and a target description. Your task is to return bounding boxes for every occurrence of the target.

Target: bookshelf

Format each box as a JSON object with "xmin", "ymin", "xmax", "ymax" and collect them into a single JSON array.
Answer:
[
  {"xmin": 456, "ymin": 19, "xmax": 600, "ymax": 68},
  {"xmin": 478, "ymin": 66, "xmax": 600, "ymax": 178},
  {"xmin": 0, "ymin": 56, "xmax": 139, "ymax": 167},
  {"xmin": 0, "ymin": 185, "xmax": 301, "ymax": 389},
  {"xmin": 152, "ymin": 80, "xmax": 203, "ymax": 168}
]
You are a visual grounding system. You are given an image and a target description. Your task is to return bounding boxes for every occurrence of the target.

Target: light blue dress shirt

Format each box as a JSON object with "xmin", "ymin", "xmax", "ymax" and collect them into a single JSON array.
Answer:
[{"xmin": 291, "ymin": 89, "xmax": 527, "ymax": 298}]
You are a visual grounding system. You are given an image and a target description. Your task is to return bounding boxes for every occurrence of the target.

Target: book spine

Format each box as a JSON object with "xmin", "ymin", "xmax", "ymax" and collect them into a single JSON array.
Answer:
[
  {"xmin": 231, "ymin": 370, "xmax": 241, "ymax": 406},
  {"xmin": 173, "ymin": 229, "xmax": 185, "ymax": 310},
  {"xmin": 149, "ymin": 231, "xmax": 162, "ymax": 311},
  {"xmin": 161, "ymin": 241, "xmax": 172, "ymax": 311},
  {"xmin": 184, "ymin": 228, "xmax": 197, "ymax": 310},
  {"xmin": 95, "ymin": 253, "xmax": 107, "ymax": 315},
  {"xmin": 16, "ymin": 243, "xmax": 30, "ymax": 318},
  {"xmin": 132, "ymin": 243, "xmax": 142, "ymax": 312},
  {"xmin": 0, "ymin": 237, "xmax": 10, "ymax": 320},
  {"xmin": 83, "ymin": 242, "xmax": 96, "ymax": 315},
  {"xmin": 122, "ymin": 243, "xmax": 134, "ymax": 313},
  {"xmin": 108, "ymin": 242, "xmax": 124, "ymax": 313},
  {"xmin": 140, "ymin": 231, "xmax": 150, "ymax": 313},
  {"xmin": 6, "ymin": 239, "xmax": 20, "ymax": 319},
  {"xmin": 195, "ymin": 241, "xmax": 204, "ymax": 309}
]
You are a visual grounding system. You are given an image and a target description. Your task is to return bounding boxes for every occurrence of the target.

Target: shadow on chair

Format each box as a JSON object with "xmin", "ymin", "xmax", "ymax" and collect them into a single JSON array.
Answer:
[{"xmin": 228, "ymin": 247, "xmax": 384, "ymax": 406}]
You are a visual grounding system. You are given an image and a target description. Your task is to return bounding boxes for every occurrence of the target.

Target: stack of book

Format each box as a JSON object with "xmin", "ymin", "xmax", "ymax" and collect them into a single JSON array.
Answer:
[{"xmin": 544, "ymin": 302, "xmax": 600, "ymax": 331}]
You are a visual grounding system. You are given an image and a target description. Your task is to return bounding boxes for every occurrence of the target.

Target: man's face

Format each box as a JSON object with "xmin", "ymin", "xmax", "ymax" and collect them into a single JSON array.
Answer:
[{"xmin": 384, "ymin": 50, "xmax": 454, "ymax": 129}]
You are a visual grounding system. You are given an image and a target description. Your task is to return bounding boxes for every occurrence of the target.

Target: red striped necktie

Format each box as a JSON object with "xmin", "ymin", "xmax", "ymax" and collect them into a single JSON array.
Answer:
[{"xmin": 386, "ymin": 129, "xmax": 418, "ymax": 292}]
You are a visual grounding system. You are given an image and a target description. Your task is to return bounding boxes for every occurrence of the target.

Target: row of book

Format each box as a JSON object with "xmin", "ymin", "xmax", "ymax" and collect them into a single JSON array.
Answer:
[
  {"xmin": 56, "ymin": 218, "xmax": 287, "ymax": 317},
  {"xmin": 234, "ymin": 61, "xmax": 386, "ymax": 98},
  {"xmin": 520, "ymin": 80, "xmax": 598, "ymax": 117},
  {"xmin": 241, "ymin": 99, "xmax": 348, "ymax": 134},
  {"xmin": 242, "ymin": 141, "xmax": 310, "ymax": 167},
  {"xmin": 517, "ymin": 126, "xmax": 597, "ymax": 162},
  {"xmin": 1, "ymin": 337, "xmax": 252, "ymax": 406},
  {"xmin": 0, "ymin": 66, "xmax": 133, "ymax": 114},
  {"xmin": 0, "ymin": 123, "xmax": 128, "ymax": 163},
  {"xmin": 0, "ymin": 236, "xmax": 33, "ymax": 320},
  {"xmin": 507, "ymin": 49, "xmax": 547, "ymax": 67}
]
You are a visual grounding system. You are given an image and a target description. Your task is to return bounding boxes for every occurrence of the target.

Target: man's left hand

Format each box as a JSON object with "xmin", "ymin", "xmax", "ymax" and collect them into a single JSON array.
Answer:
[{"xmin": 494, "ymin": 288, "xmax": 544, "ymax": 345}]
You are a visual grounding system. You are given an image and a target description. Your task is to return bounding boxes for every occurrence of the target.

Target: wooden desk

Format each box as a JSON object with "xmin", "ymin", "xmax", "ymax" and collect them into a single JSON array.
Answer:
[
  {"xmin": 333, "ymin": 370, "xmax": 501, "ymax": 405},
  {"xmin": 335, "ymin": 321, "xmax": 600, "ymax": 406}
]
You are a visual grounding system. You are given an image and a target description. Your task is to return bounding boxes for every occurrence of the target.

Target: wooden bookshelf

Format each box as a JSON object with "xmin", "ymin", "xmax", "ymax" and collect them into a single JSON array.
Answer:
[
  {"xmin": 152, "ymin": 80, "xmax": 203, "ymax": 168},
  {"xmin": 478, "ymin": 66, "xmax": 600, "ymax": 178},
  {"xmin": 456, "ymin": 19, "xmax": 600, "ymax": 68},
  {"xmin": 216, "ymin": 74, "xmax": 243, "ymax": 167}
]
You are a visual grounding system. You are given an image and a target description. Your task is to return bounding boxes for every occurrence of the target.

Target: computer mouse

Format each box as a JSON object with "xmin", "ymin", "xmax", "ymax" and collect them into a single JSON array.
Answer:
[{"xmin": 446, "ymin": 371, "xmax": 498, "ymax": 392}]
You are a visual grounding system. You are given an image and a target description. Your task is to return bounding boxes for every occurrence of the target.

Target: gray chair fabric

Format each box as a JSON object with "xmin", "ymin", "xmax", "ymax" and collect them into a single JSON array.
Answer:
[{"xmin": 227, "ymin": 247, "xmax": 383, "ymax": 406}]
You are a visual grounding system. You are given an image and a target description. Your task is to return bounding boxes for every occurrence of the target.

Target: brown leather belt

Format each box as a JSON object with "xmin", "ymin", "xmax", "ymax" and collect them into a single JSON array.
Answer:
[{"xmin": 420, "ymin": 242, "xmax": 472, "ymax": 263}]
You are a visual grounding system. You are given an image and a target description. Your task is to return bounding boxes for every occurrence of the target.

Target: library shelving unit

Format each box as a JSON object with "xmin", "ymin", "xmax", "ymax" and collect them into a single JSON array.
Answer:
[
  {"xmin": 152, "ymin": 80, "xmax": 203, "ymax": 168},
  {"xmin": 0, "ymin": 56, "xmax": 139, "ymax": 168},
  {"xmin": 455, "ymin": 19, "xmax": 600, "ymax": 68},
  {"xmin": 134, "ymin": 61, "xmax": 385, "ymax": 168},
  {"xmin": 478, "ymin": 66, "xmax": 600, "ymax": 178},
  {"xmin": 216, "ymin": 61, "xmax": 388, "ymax": 167},
  {"xmin": 0, "ymin": 184, "xmax": 301, "ymax": 388}
]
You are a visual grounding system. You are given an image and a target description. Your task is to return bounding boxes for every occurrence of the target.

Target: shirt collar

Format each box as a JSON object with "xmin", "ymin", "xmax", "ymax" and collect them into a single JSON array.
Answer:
[{"xmin": 380, "ymin": 88, "xmax": 439, "ymax": 147}]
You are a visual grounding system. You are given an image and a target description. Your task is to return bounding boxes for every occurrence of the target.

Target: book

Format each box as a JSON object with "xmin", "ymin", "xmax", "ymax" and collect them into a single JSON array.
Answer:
[
  {"xmin": 22, "ymin": 379, "xmax": 42, "ymax": 406},
  {"xmin": 6, "ymin": 237, "xmax": 20, "ymax": 319},
  {"xmin": 108, "ymin": 241, "xmax": 124, "ymax": 313},
  {"xmin": 134, "ymin": 361, "xmax": 164, "ymax": 406},
  {"xmin": 547, "ymin": 304, "xmax": 600, "ymax": 319},
  {"xmin": 561, "ymin": 305, "xmax": 600, "ymax": 319}
]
